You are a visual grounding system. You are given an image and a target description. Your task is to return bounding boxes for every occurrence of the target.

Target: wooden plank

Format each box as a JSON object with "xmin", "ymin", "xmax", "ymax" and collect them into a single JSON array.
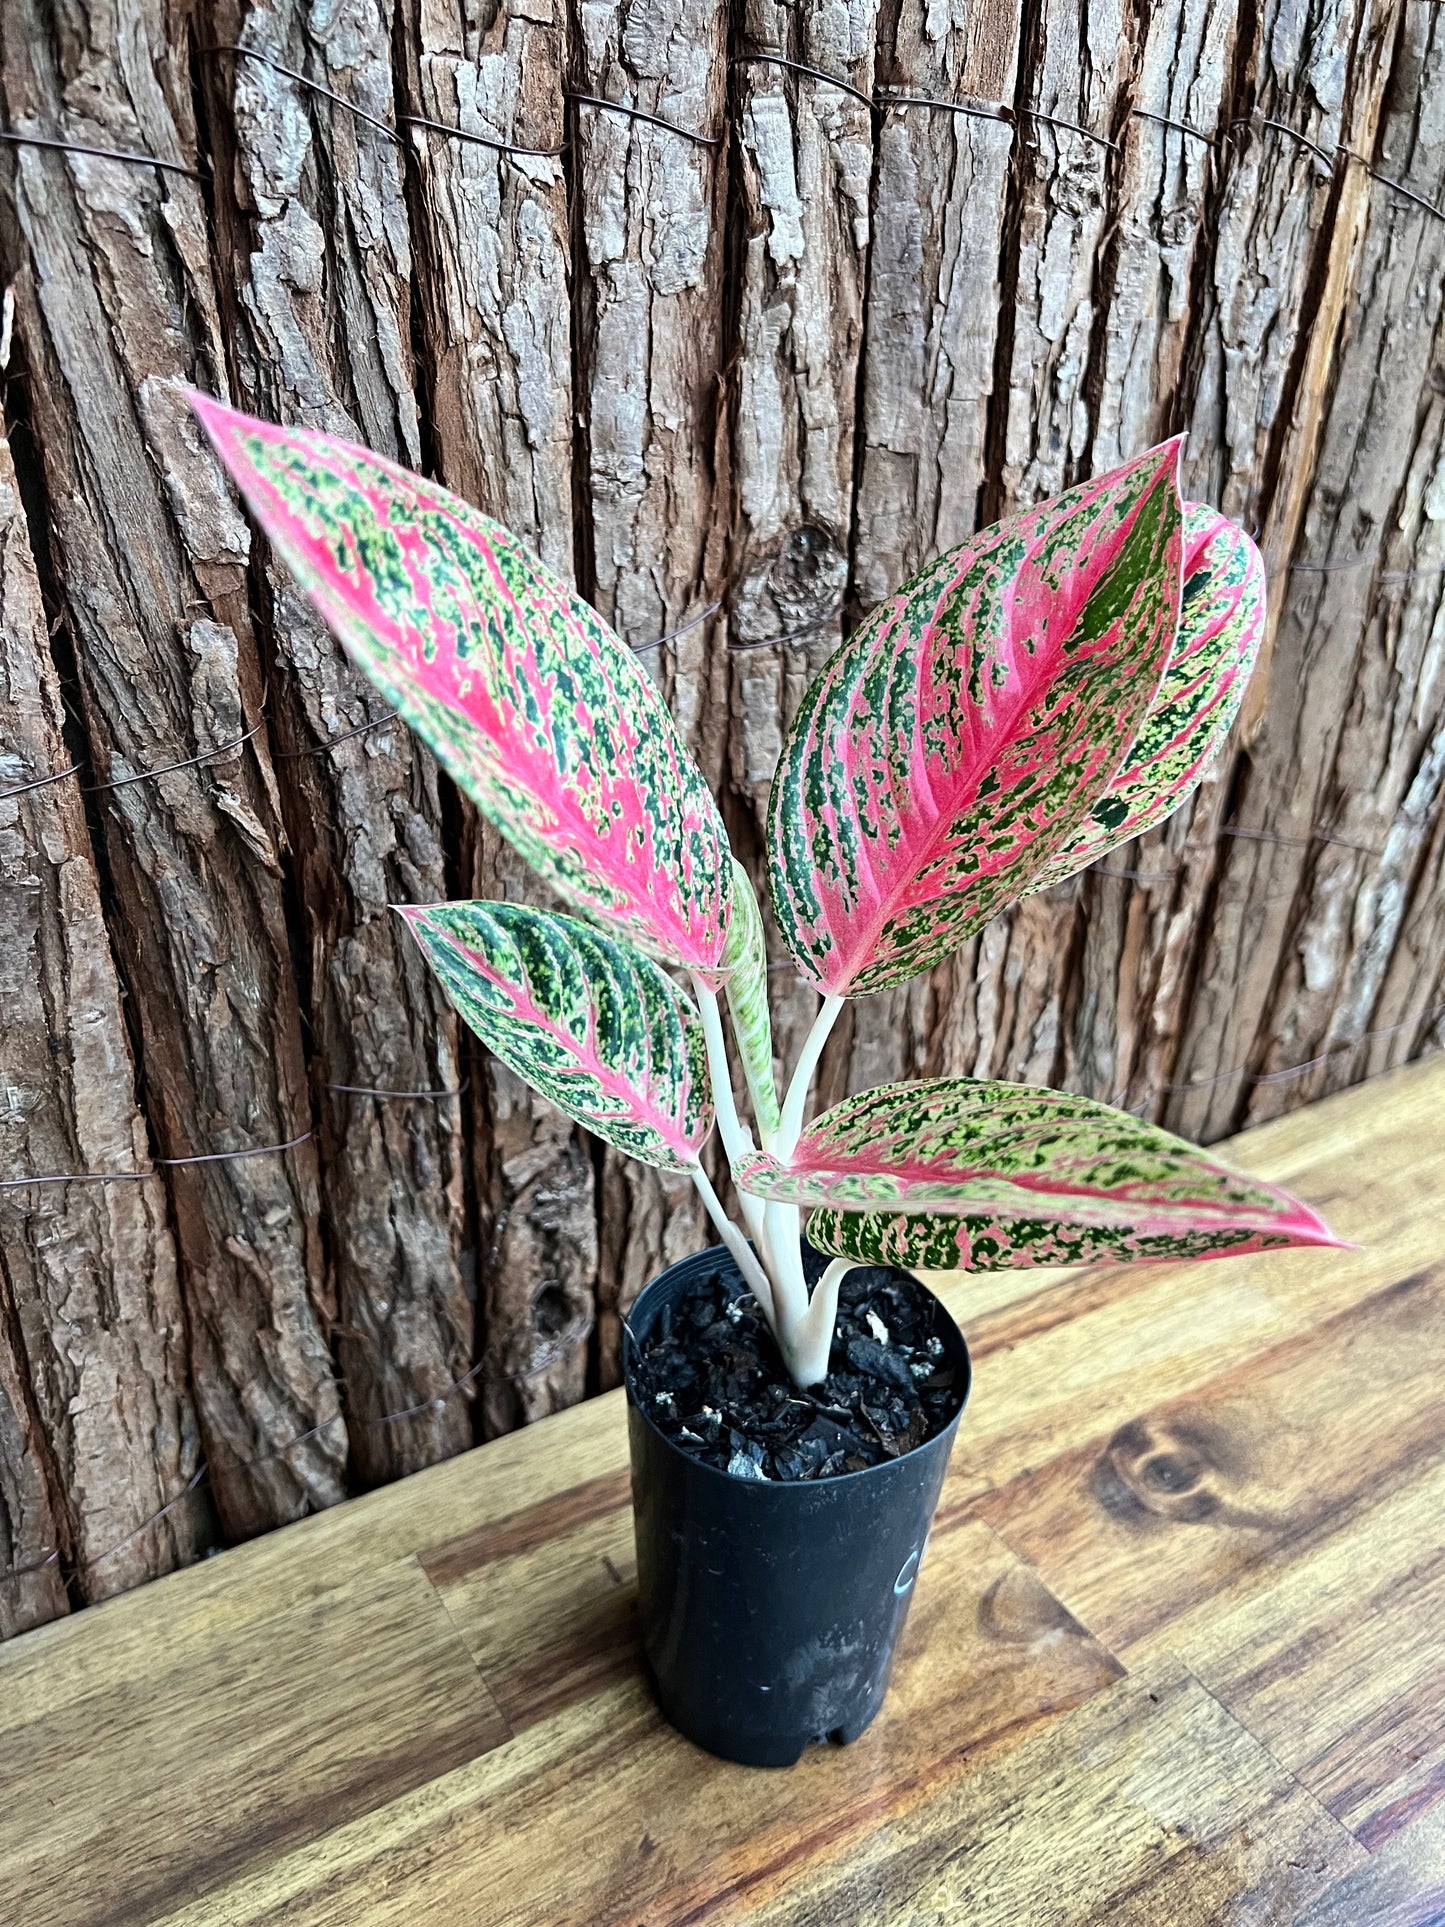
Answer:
[
  {"xmin": 0, "ymin": 0, "xmax": 347, "ymax": 1534},
  {"xmin": 202, "ymin": 4, "xmax": 472, "ymax": 1483},
  {"xmin": 143, "ymin": 1518, "xmax": 1122, "ymax": 1927},
  {"xmin": 0, "ymin": 1380, "xmax": 628, "ymax": 1725},
  {"xmin": 0, "ymin": 428, "xmax": 203, "ymax": 1604},
  {"xmin": 754, "ymin": 1662, "xmax": 1360, "ymax": 1927},
  {"xmin": 1299, "ymin": 1798, "xmax": 1445, "ymax": 1927},
  {"xmin": 2, "ymin": 1057, "xmax": 1441, "ymax": 1922},
  {"xmin": 941, "ymin": 1053, "xmax": 1445, "ymax": 1496},
  {"xmin": 0, "ymin": 1556, "xmax": 509, "ymax": 1927},
  {"xmin": 1186, "ymin": 1453, "xmax": 1445, "ymax": 1849}
]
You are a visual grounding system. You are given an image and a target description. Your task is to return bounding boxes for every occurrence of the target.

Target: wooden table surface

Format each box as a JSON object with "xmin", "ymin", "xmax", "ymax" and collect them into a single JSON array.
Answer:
[{"xmin": 5, "ymin": 1057, "xmax": 1444, "ymax": 1927}]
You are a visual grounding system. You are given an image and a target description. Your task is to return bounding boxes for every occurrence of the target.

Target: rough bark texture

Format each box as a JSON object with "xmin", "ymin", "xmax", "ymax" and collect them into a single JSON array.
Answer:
[
  {"xmin": 0, "ymin": 428, "xmax": 205, "ymax": 1606},
  {"xmin": 0, "ymin": 0, "xmax": 347, "ymax": 1537},
  {"xmin": 2, "ymin": 0, "xmax": 1442, "ymax": 1636},
  {"xmin": 398, "ymin": 0, "xmax": 599, "ymax": 1431},
  {"xmin": 572, "ymin": 0, "xmax": 733, "ymax": 1345},
  {"xmin": 200, "ymin": 0, "xmax": 472, "ymax": 1484}
]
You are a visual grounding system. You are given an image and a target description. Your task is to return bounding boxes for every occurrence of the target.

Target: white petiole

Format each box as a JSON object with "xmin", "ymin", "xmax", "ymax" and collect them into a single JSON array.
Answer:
[{"xmin": 690, "ymin": 984, "xmax": 851, "ymax": 1386}]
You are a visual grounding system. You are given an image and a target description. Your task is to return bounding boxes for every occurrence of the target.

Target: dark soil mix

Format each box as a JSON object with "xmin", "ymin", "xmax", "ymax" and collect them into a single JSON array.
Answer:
[{"xmin": 625, "ymin": 1246, "xmax": 965, "ymax": 1482}]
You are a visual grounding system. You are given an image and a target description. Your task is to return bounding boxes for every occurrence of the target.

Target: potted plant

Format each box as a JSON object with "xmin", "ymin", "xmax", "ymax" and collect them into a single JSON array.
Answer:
[{"xmin": 193, "ymin": 394, "xmax": 1340, "ymax": 1766}]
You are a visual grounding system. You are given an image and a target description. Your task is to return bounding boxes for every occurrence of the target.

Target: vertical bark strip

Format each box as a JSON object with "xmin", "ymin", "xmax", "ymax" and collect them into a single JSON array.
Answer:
[
  {"xmin": 573, "ymin": 0, "xmax": 733, "ymax": 1336},
  {"xmin": 0, "ymin": 428, "xmax": 205, "ymax": 1613},
  {"xmin": 1164, "ymin": 0, "xmax": 1406, "ymax": 1137},
  {"xmin": 0, "ymin": 1281, "xmax": 68, "ymax": 1637},
  {"xmin": 1222, "ymin": 3, "xmax": 1445, "ymax": 1122},
  {"xmin": 0, "ymin": 0, "xmax": 347, "ymax": 1536},
  {"xmin": 399, "ymin": 0, "xmax": 597, "ymax": 1431},
  {"xmin": 728, "ymin": 0, "xmax": 883, "ymax": 1114},
  {"xmin": 203, "ymin": 0, "xmax": 472, "ymax": 1484}
]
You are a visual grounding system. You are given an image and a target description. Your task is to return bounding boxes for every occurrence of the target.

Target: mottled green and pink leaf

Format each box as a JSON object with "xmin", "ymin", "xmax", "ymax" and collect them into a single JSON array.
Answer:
[
  {"xmin": 766, "ymin": 443, "xmax": 1185, "ymax": 996},
  {"xmin": 720, "ymin": 860, "xmax": 781, "ymax": 1135},
  {"xmin": 1036, "ymin": 504, "xmax": 1266, "ymax": 887},
  {"xmin": 400, "ymin": 901, "xmax": 711, "ymax": 1170},
  {"xmin": 805, "ymin": 1206, "xmax": 1318, "ymax": 1273},
  {"xmin": 190, "ymin": 394, "xmax": 732, "ymax": 978},
  {"xmin": 735, "ymin": 1078, "xmax": 1338, "ymax": 1253}
]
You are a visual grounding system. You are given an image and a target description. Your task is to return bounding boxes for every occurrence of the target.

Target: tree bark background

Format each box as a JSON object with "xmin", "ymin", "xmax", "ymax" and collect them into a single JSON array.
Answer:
[{"xmin": 1, "ymin": 0, "xmax": 1441, "ymax": 1633}]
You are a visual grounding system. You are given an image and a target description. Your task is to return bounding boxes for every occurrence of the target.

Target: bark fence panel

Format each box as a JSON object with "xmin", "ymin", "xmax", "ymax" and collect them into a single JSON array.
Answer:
[{"xmin": 0, "ymin": 0, "xmax": 1439, "ymax": 1637}]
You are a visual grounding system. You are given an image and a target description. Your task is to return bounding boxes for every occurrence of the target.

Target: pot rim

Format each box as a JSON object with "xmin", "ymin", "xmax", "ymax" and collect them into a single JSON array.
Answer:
[{"xmin": 621, "ymin": 1240, "xmax": 972, "ymax": 1493}]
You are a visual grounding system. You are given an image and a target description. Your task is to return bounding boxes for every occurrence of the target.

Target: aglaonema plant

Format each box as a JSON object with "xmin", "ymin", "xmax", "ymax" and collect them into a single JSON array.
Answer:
[{"xmin": 192, "ymin": 394, "xmax": 1341, "ymax": 1390}]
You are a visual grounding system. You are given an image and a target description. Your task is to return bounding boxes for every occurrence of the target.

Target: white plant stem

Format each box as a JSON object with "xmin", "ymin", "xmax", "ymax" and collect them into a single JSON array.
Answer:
[
  {"xmin": 690, "ymin": 977, "xmax": 767, "ymax": 1246},
  {"xmin": 691, "ymin": 983, "xmax": 852, "ymax": 1386},
  {"xmin": 781, "ymin": 1257, "xmax": 858, "ymax": 1386},
  {"xmin": 689, "ymin": 1162, "xmax": 775, "ymax": 1327},
  {"xmin": 776, "ymin": 994, "xmax": 845, "ymax": 1160}
]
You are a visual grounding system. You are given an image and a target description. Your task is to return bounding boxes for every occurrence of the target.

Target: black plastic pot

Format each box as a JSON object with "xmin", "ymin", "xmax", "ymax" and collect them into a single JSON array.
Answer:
[{"xmin": 623, "ymin": 1244, "xmax": 971, "ymax": 1767}]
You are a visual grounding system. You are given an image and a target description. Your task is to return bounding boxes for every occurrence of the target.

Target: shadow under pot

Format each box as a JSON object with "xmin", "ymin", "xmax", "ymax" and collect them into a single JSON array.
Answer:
[{"xmin": 623, "ymin": 1243, "xmax": 972, "ymax": 1768}]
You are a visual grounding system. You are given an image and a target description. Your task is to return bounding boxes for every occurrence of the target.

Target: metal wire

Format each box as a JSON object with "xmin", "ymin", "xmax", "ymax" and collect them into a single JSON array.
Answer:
[
  {"xmin": 201, "ymin": 44, "xmax": 403, "ymax": 146},
  {"xmin": 631, "ymin": 597, "xmax": 724, "ymax": 655},
  {"xmin": 84, "ymin": 718, "xmax": 265, "ymax": 793},
  {"xmin": 735, "ymin": 52, "xmax": 876, "ymax": 113},
  {"xmin": 569, "ymin": 91, "xmax": 721, "ymax": 149},
  {"xmin": 1130, "ymin": 107, "xmax": 1215, "ymax": 146},
  {"xmin": 323, "ymin": 1076, "xmax": 469, "ymax": 1101},
  {"xmin": 278, "ymin": 711, "xmax": 399, "ymax": 759},
  {"xmin": 0, "ymin": 126, "xmax": 204, "ymax": 180},
  {"xmin": 0, "ymin": 1349, "xmax": 491, "ymax": 1590},
  {"xmin": 0, "ymin": 1130, "xmax": 312, "ymax": 1192},
  {"xmin": 0, "ymin": 762, "xmax": 82, "ymax": 803},
  {"xmin": 402, "ymin": 112, "xmax": 566, "ymax": 162},
  {"xmin": 1162, "ymin": 1002, "xmax": 1445, "ymax": 1095}
]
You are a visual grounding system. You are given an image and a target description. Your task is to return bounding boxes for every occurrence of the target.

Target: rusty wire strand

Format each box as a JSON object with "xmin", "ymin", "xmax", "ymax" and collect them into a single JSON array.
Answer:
[
  {"xmin": 0, "ymin": 762, "xmax": 82, "ymax": 802},
  {"xmin": 201, "ymin": 44, "xmax": 403, "ymax": 145},
  {"xmin": 569, "ymin": 91, "xmax": 721, "ymax": 148},
  {"xmin": 402, "ymin": 112, "xmax": 566, "ymax": 162},
  {"xmin": 0, "ymin": 1129, "xmax": 313, "ymax": 1192},
  {"xmin": 84, "ymin": 718, "xmax": 266, "ymax": 794},
  {"xmin": 0, "ymin": 126, "xmax": 204, "ymax": 179},
  {"xmin": 631, "ymin": 597, "xmax": 724, "ymax": 655}
]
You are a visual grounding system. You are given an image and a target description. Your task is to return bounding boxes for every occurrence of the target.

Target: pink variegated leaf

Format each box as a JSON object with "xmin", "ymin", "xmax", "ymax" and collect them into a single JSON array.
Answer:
[
  {"xmin": 190, "ymin": 394, "xmax": 732, "ymax": 979},
  {"xmin": 735, "ymin": 1079, "xmax": 1340, "ymax": 1257},
  {"xmin": 766, "ymin": 443, "xmax": 1185, "ymax": 996},
  {"xmin": 401, "ymin": 901, "xmax": 712, "ymax": 1170},
  {"xmin": 1034, "ymin": 504, "xmax": 1266, "ymax": 888},
  {"xmin": 804, "ymin": 1206, "xmax": 1328, "ymax": 1274}
]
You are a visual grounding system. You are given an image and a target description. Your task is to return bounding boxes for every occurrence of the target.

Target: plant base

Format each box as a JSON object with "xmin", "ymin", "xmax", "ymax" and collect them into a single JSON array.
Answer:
[{"xmin": 624, "ymin": 1245, "xmax": 971, "ymax": 1767}]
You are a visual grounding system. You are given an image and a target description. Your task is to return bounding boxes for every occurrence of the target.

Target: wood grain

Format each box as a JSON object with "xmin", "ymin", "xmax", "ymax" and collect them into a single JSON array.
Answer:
[{"xmin": 1, "ymin": 1058, "xmax": 1440, "ymax": 1924}]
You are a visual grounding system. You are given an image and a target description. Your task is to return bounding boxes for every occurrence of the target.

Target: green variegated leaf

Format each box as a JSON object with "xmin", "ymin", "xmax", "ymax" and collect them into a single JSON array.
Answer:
[
  {"xmin": 766, "ymin": 443, "xmax": 1185, "ymax": 996},
  {"xmin": 401, "ymin": 901, "xmax": 712, "ymax": 1170},
  {"xmin": 191, "ymin": 394, "xmax": 733, "ymax": 979},
  {"xmin": 805, "ymin": 1207, "xmax": 1315, "ymax": 1272},
  {"xmin": 1035, "ymin": 503, "xmax": 1266, "ymax": 887},
  {"xmin": 720, "ymin": 859, "xmax": 781, "ymax": 1135},
  {"xmin": 735, "ymin": 1079, "xmax": 1339, "ymax": 1252}
]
